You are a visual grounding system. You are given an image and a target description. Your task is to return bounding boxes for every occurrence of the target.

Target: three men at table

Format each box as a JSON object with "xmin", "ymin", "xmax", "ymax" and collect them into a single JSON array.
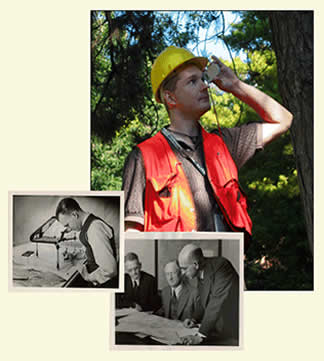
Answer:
[{"xmin": 117, "ymin": 246, "xmax": 239, "ymax": 345}]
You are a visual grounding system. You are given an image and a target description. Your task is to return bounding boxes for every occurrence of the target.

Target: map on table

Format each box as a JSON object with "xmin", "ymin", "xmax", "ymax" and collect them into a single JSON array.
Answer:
[{"xmin": 115, "ymin": 311, "xmax": 199, "ymax": 345}]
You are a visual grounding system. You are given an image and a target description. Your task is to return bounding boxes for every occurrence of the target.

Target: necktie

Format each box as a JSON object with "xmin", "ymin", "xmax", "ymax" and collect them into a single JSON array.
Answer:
[
  {"xmin": 133, "ymin": 281, "xmax": 138, "ymax": 300},
  {"xmin": 172, "ymin": 289, "xmax": 177, "ymax": 300},
  {"xmin": 170, "ymin": 289, "xmax": 178, "ymax": 320}
]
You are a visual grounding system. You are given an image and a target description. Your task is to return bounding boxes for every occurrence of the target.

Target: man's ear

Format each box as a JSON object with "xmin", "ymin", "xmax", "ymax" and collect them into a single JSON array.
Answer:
[
  {"xmin": 164, "ymin": 90, "xmax": 177, "ymax": 107},
  {"xmin": 71, "ymin": 210, "xmax": 78, "ymax": 218}
]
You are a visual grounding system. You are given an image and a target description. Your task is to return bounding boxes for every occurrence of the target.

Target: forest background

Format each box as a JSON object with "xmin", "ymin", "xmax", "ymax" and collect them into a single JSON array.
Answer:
[{"xmin": 90, "ymin": 10, "xmax": 313, "ymax": 290}]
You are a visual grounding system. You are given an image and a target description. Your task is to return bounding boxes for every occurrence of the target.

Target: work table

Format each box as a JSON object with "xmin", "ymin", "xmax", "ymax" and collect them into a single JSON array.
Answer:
[{"xmin": 12, "ymin": 241, "xmax": 86, "ymax": 288}]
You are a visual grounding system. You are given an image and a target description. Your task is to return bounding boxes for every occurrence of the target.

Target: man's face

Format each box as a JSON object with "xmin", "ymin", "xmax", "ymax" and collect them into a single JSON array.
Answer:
[
  {"xmin": 58, "ymin": 212, "xmax": 82, "ymax": 233},
  {"xmin": 164, "ymin": 262, "xmax": 182, "ymax": 288},
  {"xmin": 171, "ymin": 64, "xmax": 210, "ymax": 118},
  {"xmin": 125, "ymin": 259, "xmax": 141, "ymax": 281},
  {"xmin": 178, "ymin": 255, "xmax": 199, "ymax": 280}
]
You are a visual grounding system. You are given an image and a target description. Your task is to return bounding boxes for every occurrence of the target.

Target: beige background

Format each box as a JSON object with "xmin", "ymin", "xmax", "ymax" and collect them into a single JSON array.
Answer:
[{"xmin": 1, "ymin": 2, "xmax": 322, "ymax": 360}]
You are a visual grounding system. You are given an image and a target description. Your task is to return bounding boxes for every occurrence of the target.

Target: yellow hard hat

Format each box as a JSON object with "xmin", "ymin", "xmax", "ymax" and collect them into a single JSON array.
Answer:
[{"xmin": 151, "ymin": 46, "xmax": 208, "ymax": 103}]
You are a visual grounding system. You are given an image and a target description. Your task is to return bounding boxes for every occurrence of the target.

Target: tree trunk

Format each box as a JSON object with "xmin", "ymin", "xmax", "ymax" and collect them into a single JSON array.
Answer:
[{"xmin": 269, "ymin": 11, "xmax": 313, "ymax": 254}]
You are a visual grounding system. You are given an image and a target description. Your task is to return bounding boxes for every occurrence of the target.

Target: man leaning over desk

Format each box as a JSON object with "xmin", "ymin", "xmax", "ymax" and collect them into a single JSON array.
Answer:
[
  {"xmin": 178, "ymin": 244, "xmax": 239, "ymax": 345},
  {"xmin": 56, "ymin": 198, "xmax": 118, "ymax": 288}
]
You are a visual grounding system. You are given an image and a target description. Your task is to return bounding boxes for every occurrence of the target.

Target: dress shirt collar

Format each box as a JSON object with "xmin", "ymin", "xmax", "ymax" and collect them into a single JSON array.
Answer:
[
  {"xmin": 171, "ymin": 283, "xmax": 182, "ymax": 298},
  {"xmin": 131, "ymin": 276, "xmax": 140, "ymax": 287},
  {"xmin": 198, "ymin": 269, "xmax": 204, "ymax": 280},
  {"xmin": 167, "ymin": 127, "xmax": 202, "ymax": 151}
]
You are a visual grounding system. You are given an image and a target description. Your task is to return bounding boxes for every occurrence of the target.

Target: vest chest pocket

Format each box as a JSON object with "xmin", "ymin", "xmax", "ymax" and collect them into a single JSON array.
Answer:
[
  {"xmin": 158, "ymin": 187, "xmax": 171, "ymax": 198},
  {"xmin": 214, "ymin": 179, "xmax": 249, "ymax": 229},
  {"xmin": 145, "ymin": 172, "xmax": 180, "ymax": 229}
]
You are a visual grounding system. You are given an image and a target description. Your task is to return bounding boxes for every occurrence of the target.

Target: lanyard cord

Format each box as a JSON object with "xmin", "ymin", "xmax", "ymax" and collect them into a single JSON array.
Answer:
[
  {"xmin": 161, "ymin": 128, "xmax": 207, "ymax": 177},
  {"xmin": 208, "ymin": 86, "xmax": 223, "ymax": 138},
  {"xmin": 207, "ymin": 86, "xmax": 235, "ymax": 181}
]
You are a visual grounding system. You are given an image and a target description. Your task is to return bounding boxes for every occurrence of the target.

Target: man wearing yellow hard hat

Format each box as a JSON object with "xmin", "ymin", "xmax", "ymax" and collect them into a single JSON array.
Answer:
[{"xmin": 123, "ymin": 46, "xmax": 293, "ymax": 244}]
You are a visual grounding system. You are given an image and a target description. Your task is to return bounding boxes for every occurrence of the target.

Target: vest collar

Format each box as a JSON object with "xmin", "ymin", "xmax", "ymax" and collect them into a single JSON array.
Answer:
[{"xmin": 81, "ymin": 212, "xmax": 91, "ymax": 227}]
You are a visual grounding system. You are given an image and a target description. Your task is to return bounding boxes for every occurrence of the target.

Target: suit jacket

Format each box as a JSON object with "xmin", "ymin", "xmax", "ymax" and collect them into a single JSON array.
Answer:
[
  {"xmin": 116, "ymin": 271, "xmax": 160, "ymax": 312},
  {"xmin": 198, "ymin": 257, "xmax": 239, "ymax": 342},
  {"xmin": 156, "ymin": 282, "xmax": 204, "ymax": 322}
]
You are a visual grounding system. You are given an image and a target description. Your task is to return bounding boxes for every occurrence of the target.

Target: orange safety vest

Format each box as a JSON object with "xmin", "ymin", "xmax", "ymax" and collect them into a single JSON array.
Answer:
[{"xmin": 137, "ymin": 127, "xmax": 252, "ymax": 234}]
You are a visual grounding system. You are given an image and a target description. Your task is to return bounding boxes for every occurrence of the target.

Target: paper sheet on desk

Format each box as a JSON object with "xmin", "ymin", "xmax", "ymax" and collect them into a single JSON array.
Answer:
[
  {"xmin": 176, "ymin": 327, "xmax": 199, "ymax": 338},
  {"xmin": 13, "ymin": 243, "xmax": 86, "ymax": 283},
  {"xmin": 12, "ymin": 263, "xmax": 67, "ymax": 287},
  {"xmin": 116, "ymin": 312, "xmax": 199, "ymax": 345},
  {"xmin": 115, "ymin": 308, "xmax": 139, "ymax": 317}
]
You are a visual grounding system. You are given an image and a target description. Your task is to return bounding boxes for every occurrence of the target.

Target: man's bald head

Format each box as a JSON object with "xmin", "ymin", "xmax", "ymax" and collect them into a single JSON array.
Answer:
[
  {"xmin": 178, "ymin": 244, "xmax": 203, "ymax": 264},
  {"xmin": 178, "ymin": 244, "xmax": 204, "ymax": 279}
]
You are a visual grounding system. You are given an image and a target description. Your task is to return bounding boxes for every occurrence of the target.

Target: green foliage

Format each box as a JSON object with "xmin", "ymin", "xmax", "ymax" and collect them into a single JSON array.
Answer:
[
  {"xmin": 240, "ymin": 134, "xmax": 312, "ymax": 290},
  {"xmin": 223, "ymin": 11, "xmax": 272, "ymax": 53},
  {"xmin": 91, "ymin": 11, "xmax": 163, "ymax": 141}
]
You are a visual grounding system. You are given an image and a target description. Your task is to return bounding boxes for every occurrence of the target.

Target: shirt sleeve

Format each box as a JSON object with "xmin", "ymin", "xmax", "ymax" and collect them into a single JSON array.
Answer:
[
  {"xmin": 219, "ymin": 122, "xmax": 263, "ymax": 170},
  {"xmin": 122, "ymin": 147, "xmax": 146, "ymax": 225},
  {"xmin": 86, "ymin": 220, "xmax": 117, "ymax": 284}
]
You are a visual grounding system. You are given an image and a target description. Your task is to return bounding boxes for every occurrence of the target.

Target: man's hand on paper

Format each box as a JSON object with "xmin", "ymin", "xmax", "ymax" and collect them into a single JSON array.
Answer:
[
  {"xmin": 181, "ymin": 334, "xmax": 203, "ymax": 345},
  {"xmin": 183, "ymin": 318, "xmax": 197, "ymax": 328}
]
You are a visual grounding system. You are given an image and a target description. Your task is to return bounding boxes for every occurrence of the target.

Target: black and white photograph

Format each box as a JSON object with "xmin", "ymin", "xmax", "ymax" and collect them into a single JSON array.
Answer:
[
  {"xmin": 9, "ymin": 192, "xmax": 124, "ymax": 290},
  {"xmin": 112, "ymin": 232, "xmax": 243, "ymax": 349}
]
